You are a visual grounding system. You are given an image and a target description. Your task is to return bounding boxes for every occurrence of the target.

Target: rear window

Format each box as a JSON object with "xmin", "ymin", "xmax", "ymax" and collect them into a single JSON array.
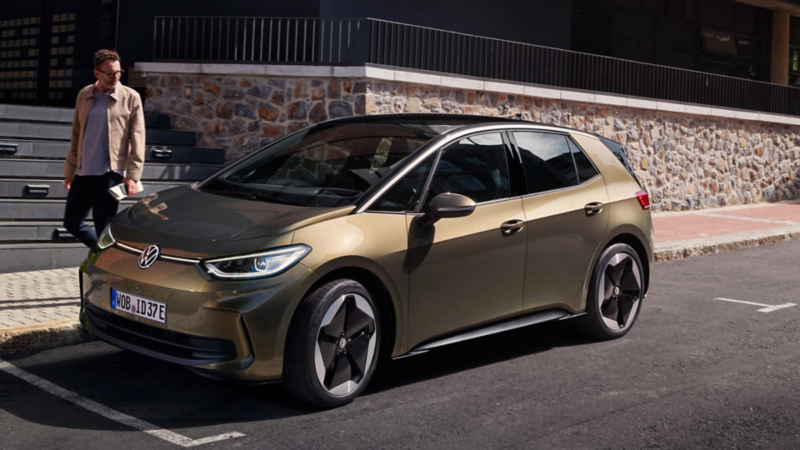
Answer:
[{"xmin": 598, "ymin": 136, "xmax": 641, "ymax": 187}]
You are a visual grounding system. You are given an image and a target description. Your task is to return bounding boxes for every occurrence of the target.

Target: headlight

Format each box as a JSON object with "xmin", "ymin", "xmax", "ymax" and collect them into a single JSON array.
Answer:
[
  {"xmin": 96, "ymin": 225, "xmax": 115, "ymax": 250},
  {"xmin": 203, "ymin": 245, "xmax": 311, "ymax": 280}
]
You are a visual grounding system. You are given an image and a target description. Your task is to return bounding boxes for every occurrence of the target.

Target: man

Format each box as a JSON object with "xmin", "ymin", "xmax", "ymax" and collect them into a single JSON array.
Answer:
[{"xmin": 63, "ymin": 49, "xmax": 145, "ymax": 247}]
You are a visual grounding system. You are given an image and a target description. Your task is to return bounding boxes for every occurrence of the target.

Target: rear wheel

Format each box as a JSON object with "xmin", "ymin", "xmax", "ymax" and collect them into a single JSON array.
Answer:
[
  {"xmin": 578, "ymin": 243, "xmax": 644, "ymax": 340},
  {"xmin": 284, "ymin": 279, "xmax": 380, "ymax": 408}
]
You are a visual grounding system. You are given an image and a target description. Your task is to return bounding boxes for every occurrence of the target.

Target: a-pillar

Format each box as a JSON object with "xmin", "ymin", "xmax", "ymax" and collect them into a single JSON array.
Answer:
[{"xmin": 771, "ymin": 9, "xmax": 791, "ymax": 85}]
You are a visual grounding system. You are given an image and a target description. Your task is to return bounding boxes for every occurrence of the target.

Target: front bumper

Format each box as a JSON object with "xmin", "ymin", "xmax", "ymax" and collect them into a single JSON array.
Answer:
[{"xmin": 80, "ymin": 243, "xmax": 316, "ymax": 383}]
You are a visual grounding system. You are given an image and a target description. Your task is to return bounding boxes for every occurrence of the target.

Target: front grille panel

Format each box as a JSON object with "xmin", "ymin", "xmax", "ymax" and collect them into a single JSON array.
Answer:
[{"xmin": 86, "ymin": 303, "xmax": 237, "ymax": 365}]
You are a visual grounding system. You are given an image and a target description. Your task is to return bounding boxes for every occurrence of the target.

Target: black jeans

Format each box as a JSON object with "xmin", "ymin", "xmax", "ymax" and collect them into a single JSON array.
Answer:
[{"xmin": 63, "ymin": 172, "xmax": 123, "ymax": 248}]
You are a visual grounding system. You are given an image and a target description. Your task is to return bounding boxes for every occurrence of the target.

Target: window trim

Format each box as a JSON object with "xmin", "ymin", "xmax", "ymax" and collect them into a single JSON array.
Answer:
[{"xmin": 354, "ymin": 123, "xmax": 602, "ymax": 214}]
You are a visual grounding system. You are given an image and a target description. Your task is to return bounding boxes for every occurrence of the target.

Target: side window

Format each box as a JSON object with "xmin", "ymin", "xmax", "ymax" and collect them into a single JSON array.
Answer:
[
  {"xmin": 369, "ymin": 153, "xmax": 435, "ymax": 212},
  {"xmin": 427, "ymin": 133, "xmax": 511, "ymax": 204},
  {"xmin": 513, "ymin": 132, "xmax": 578, "ymax": 194},
  {"xmin": 568, "ymin": 138, "xmax": 600, "ymax": 182}
]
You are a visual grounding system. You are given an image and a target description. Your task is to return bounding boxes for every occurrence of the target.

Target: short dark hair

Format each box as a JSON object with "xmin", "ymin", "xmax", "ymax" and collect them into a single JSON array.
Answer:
[{"xmin": 93, "ymin": 49, "xmax": 121, "ymax": 69}]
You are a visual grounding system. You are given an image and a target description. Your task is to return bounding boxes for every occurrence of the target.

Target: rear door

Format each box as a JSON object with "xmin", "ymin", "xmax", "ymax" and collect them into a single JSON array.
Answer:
[{"xmin": 510, "ymin": 131, "xmax": 610, "ymax": 312}]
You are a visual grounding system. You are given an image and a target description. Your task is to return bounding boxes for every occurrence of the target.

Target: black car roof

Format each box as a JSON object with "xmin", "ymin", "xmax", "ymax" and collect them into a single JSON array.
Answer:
[{"xmin": 317, "ymin": 113, "xmax": 592, "ymax": 137}]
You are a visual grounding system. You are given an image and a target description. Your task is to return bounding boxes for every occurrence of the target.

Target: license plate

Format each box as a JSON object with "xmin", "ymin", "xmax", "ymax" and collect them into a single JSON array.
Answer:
[{"xmin": 111, "ymin": 288, "xmax": 166, "ymax": 324}]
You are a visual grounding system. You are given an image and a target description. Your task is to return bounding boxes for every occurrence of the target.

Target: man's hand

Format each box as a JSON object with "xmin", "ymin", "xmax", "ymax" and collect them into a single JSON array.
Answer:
[
  {"xmin": 65, "ymin": 178, "xmax": 73, "ymax": 190},
  {"xmin": 124, "ymin": 178, "xmax": 138, "ymax": 196}
]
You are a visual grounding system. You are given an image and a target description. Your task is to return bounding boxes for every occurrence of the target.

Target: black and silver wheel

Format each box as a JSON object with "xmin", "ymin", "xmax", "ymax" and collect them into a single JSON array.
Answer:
[
  {"xmin": 284, "ymin": 279, "xmax": 380, "ymax": 408},
  {"xmin": 579, "ymin": 243, "xmax": 644, "ymax": 340}
]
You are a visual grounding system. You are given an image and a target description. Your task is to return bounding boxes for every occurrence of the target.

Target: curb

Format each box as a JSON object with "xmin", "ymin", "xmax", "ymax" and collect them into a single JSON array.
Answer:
[
  {"xmin": 0, "ymin": 319, "xmax": 91, "ymax": 355},
  {"xmin": 655, "ymin": 230, "xmax": 800, "ymax": 262}
]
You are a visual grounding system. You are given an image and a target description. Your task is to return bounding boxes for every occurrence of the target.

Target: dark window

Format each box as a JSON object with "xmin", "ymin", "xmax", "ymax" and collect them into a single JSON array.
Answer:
[
  {"xmin": 598, "ymin": 136, "xmax": 641, "ymax": 187},
  {"xmin": 568, "ymin": 139, "xmax": 600, "ymax": 182},
  {"xmin": 427, "ymin": 133, "xmax": 510, "ymax": 204},
  {"xmin": 513, "ymin": 132, "xmax": 578, "ymax": 194},
  {"xmin": 370, "ymin": 153, "xmax": 435, "ymax": 212}
]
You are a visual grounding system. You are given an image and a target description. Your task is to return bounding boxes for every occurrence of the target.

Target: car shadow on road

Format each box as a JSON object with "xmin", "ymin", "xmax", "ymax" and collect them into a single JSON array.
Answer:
[
  {"xmin": 0, "ymin": 319, "xmax": 594, "ymax": 432},
  {"xmin": 366, "ymin": 319, "xmax": 595, "ymax": 395}
]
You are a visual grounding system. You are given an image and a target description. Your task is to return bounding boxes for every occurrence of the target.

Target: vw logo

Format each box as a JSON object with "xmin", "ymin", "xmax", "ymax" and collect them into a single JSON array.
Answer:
[{"xmin": 138, "ymin": 245, "xmax": 161, "ymax": 269}]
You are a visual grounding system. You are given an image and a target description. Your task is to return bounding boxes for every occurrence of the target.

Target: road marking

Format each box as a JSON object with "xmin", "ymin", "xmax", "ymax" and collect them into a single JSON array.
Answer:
[
  {"xmin": 0, "ymin": 359, "xmax": 245, "ymax": 447},
  {"xmin": 714, "ymin": 298, "xmax": 797, "ymax": 313}
]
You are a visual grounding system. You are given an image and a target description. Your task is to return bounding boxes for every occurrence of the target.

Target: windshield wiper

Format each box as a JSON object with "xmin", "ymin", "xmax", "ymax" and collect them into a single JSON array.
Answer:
[
  {"xmin": 204, "ymin": 189, "xmax": 304, "ymax": 206},
  {"xmin": 247, "ymin": 191, "xmax": 305, "ymax": 206},
  {"xmin": 203, "ymin": 189, "xmax": 254, "ymax": 199}
]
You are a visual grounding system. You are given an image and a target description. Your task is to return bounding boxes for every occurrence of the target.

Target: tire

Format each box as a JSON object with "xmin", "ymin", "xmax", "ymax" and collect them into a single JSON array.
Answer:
[
  {"xmin": 283, "ymin": 279, "xmax": 381, "ymax": 408},
  {"xmin": 577, "ymin": 243, "xmax": 644, "ymax": 340}
]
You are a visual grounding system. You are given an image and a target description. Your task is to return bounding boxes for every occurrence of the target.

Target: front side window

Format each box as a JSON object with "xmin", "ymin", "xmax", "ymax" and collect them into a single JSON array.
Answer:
[
  {"xmin": 369, "ymin": 153, "xmax": 435, "ymax": 212},
  {"xmin": 513, "ymin": 132, "xmax": 578, "ymax": 195},
  {"xmin": 201, "ymin": 123, "xmax": 435, "ymax": 208},
  {"xmin": 427, "ymin": 132, "xmax": 510, "ymax": 204}
]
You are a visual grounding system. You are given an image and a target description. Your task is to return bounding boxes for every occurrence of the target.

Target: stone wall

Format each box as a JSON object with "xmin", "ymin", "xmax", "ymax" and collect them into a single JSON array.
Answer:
[{"xmin": 144, "ymin": 74, "xmax": 800, "ymax": 212}]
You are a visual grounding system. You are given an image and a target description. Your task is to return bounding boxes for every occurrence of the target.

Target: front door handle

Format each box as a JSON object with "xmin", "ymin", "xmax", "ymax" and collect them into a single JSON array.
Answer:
[
  {"xmin": 585, "ymin": 202, "xmax": 604, "ymax": 216},
  {"xmin": 501, "ymin": 219, "xmax": 525, "ymax": 236}
]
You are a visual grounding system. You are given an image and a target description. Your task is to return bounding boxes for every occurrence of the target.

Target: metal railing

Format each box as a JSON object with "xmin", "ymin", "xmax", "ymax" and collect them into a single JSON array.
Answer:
[
  {"xmin": 153, "ymin": 17, "xmax": 365, "ymax": 64},
  {"xmin": 153, "ymin": 16, "xmax": 800, "ymax": 117}
]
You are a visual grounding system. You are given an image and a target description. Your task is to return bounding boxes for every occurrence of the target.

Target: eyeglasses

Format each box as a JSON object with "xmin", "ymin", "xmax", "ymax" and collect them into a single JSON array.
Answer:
[{"xmin": 98, "ymin": 69, "xmax": 125, "ymax": 78}]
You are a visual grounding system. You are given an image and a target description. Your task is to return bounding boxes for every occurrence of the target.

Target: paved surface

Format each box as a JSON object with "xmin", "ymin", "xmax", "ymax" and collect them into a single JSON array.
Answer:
[
  {"xmin": 2, "ymin": 241, "xmax": 800, "ymax": 449},
  {"xmin": 3, "ymin": 200, "xmax": 800, "ymax": 352},
  {"xmin": 0, "ymin": 268, "xmax": 80, "ymax": 328}
]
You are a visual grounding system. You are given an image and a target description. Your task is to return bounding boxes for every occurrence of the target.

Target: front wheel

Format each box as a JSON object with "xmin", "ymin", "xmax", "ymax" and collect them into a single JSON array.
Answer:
[
  {"xmin": 283, "ymin": 279, "xmax": 380, "ymax": 408},
  {"xmin": 577, "ymin": 243, "xmax": 644, "ymax": 340}
]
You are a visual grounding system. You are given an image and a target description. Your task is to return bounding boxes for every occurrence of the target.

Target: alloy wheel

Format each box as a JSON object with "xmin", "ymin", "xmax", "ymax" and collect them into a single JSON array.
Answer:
[
  {"xmin": 315, "ymin": 293, "xmax": 377, "ymax": 397},
  {"xmin": 597, "ymin": 253, "xmax": 642, "ymax": 331}
]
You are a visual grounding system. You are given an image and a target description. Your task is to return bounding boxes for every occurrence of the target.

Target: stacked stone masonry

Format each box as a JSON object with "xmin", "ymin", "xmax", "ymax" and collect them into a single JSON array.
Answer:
[{"xmin": 145, "ymin": 74, "xmax": 800, "ymax": 212}]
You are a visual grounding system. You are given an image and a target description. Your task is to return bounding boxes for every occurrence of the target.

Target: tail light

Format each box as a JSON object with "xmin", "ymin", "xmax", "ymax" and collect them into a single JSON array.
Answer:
[{"xmin": 635, "ymin": 191, "xmax": 650, "ymax": 210}]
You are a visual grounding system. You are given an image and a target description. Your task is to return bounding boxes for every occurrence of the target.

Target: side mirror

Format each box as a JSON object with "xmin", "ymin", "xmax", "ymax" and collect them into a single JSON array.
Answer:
[{"xmin": 417, "ymin": 193, "xmax": 476, "ymax": 228}]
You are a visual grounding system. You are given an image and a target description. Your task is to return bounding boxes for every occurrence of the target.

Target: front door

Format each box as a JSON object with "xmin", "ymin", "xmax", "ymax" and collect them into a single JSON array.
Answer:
[{"xmin": 407, "ymin": 132, "xmax": 527, "ymax": 348}]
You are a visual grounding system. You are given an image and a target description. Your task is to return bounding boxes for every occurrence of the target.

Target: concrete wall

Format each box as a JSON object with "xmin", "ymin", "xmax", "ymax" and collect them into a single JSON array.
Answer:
[{"xmin": 141, "ymin": 65, "xmax": 800, "ymax": 212}]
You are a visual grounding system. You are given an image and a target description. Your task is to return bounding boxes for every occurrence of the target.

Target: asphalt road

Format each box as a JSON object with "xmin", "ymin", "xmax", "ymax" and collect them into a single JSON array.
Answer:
[{"xmin": 3, "ymin": 241, "xmax": 800, "ymax": 449}]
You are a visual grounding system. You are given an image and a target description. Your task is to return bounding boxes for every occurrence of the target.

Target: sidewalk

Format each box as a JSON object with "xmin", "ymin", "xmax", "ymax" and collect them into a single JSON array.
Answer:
[{"xmin": 4, "ymin": 199, "xmax": 800, "ymax": 355}]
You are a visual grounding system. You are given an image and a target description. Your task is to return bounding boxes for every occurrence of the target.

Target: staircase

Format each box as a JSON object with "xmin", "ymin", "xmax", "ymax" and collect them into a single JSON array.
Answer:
[{"xmin": 0, "ymin": 104, "xmax": 227, "ymax": 273}]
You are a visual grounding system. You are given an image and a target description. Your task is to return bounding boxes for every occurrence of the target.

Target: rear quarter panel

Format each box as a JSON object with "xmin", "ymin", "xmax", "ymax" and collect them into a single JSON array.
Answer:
[{"xmin": 571, "ymin": 133, "xmax": 654, "ymax": 305}]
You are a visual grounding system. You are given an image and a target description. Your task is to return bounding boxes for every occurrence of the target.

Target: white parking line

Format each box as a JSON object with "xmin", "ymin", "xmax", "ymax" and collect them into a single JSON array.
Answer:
[
  {"xmin": 0, "ymin": 359, "xmax": 245, "ymax": 447},
  {"xmin": 714, "ymin": 298, "xmax": 797, "ymax": 313}
]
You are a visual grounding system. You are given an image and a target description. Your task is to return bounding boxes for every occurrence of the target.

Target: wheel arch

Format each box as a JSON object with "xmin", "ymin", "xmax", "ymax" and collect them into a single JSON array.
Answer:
[
  {"xmin": 280, "ymin": 257, "xmax": 405, "ymax": 364},
  {"xmin": 602, "ymin": 231, "xmax": 651, "ymax": 295}
]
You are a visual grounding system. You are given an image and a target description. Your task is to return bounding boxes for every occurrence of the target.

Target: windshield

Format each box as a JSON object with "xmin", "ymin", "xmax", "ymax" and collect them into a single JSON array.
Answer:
[{"xmin": 201, "ymin": 122, "xmax": 450, "ymax": 207}]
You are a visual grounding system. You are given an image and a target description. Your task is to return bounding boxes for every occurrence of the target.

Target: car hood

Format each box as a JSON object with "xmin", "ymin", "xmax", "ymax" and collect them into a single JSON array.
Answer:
[{"xmin": 128, "ymin": 185, "xmax": 355, "ymax": 242}]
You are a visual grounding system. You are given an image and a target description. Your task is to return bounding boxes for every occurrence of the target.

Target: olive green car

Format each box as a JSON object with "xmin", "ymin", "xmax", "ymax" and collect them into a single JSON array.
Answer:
[{"xmin": 79, "ymin": 114, "xmax": 653, "ymax": 407}]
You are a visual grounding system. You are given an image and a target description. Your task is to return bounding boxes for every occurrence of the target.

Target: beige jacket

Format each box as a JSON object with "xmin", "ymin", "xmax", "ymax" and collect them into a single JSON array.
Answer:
[{"xmin": 64, "ymin": 82, "xmax": 146, "ymax": 181}]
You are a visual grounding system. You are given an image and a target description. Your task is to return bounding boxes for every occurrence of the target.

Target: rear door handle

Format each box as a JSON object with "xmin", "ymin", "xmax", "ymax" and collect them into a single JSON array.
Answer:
[
  {"xmin": 501, "ymin": 219, "xmax": 525, "ymax": 236},
  {"xmin": 585, "ymin": 202, "xmax": 604, "ymax": 216}
]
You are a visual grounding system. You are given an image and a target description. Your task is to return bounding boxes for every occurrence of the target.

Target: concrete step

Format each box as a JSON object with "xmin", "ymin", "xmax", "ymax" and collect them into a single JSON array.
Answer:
[
  {"xmin": 0, "ymin": 104, "xmax": 171, "ymax": 129},
  {"xmin": 0, "ymin": 104, "xmax": 74, "ymax": 124},
  {"xmin": 0, "ymin": 178, "xmax": 185, "ymax": 199},
  {"xmin": 0, "ymin": 159, "xmax": 221, "ymax": 180},
  {"xmin": 0, "ymin": 140, "xmax": 225, "ymax": 164},
  {"xmin": 0, "ymin": 243, "xmax": 88, "ymax": 273},
  {"xmin": 0, "ymin": 122, "xmax": 71, "ymax": 140},
  {"xmin": 145, "ymin": 114, "xmax": 171, "ymax": 129},
  {"xmin": 0, "ymin": 199, "xmax": 137, "ymax": 220},
  {"xmin": 145, "ymin": 129, "xmax": 197, "ymax": 146},
  {"xmin": 0, "ymin": 221, "xmax": 85, "ymax": 242},
  {"xmin": 0, "ymin": 122, "xmax": 197, "ymax": 146}
]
